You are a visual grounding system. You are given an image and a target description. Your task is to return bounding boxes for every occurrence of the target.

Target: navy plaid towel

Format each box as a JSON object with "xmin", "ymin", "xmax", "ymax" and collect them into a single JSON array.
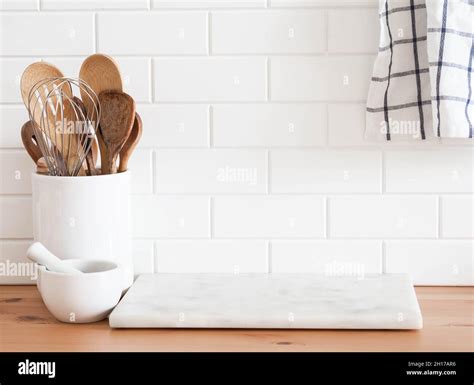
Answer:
[{"xmin": 366, "ymin": 0, "xmax": 473, "ymax": 141}]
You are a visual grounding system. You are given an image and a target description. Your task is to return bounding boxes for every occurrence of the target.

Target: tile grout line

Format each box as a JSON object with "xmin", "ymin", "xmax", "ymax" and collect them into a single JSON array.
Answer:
[{"xmin": 5, "ymin": 191, "xmax": 472, "ymax": 197}]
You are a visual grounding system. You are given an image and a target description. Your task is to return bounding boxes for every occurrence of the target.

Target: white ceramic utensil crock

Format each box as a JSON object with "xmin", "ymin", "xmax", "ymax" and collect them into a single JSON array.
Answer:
[
  {"xmin": 31, "ymin": 172, "xmax": 133, "ymax": 289},
  {"xmin": 36, "ymin": 259, "xmax": 123, "ymax": 323}
]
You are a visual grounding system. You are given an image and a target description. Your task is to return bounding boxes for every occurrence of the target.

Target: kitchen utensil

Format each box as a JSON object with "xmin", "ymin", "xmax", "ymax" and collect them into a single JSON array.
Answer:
[
  {"xmin": 98, "ymin": 91, "xmax": 135, "ymax": 174},
  {"xmin": 21, "ymin": 120, "xmax": 66, "ymax": 175},
  {"xmin": 21, "ymin": 121, "xmax": 42, "ymax": 163},
  {"xmin": 79, "ymin": 54, "xmax": 123, "ymax": 118},
  {"xmin": 32, "ymin": 172, "xmax": 134, "ymax": 289},
  {"xmin": 118, "ymin": 112, "xmax": 142, "ymax": 172},
  {"xmin": 20, "ymin": 63, "xmax": 81, "ymax": 174},
  {"xmin": 36, "ymin": 158, "xmax": 48, "ymax": 174},
  {"xmin": 73, "ymin": 96, "xmax": 98, "ymax": 175},
  {"xmin": 27, "ymin": 242, "xmax": 83, "ymax": 275},
  {"xmin": 37, "ymin": 259, "xmax": 123, "ymax": 323},
  {"xmin": 23, "ymin": 77, "xmax": 100, "ymax": 176},
  {"xmin": 79, "ymin": 54, "xmax": 123, "ymax": 173},
  {"xmin": 20, "ymin": 62, "xmax": 68, "ymax": 108}
]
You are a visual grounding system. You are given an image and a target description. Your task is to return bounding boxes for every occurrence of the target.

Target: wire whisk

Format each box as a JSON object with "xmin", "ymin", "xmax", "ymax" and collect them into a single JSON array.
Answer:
[{"xmin": 25, "ymin": 77, "xmax": 100, "ymax": 176}]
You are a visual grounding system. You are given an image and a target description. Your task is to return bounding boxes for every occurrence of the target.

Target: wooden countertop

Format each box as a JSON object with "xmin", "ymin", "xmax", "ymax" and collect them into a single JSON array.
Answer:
[{"xmin": 0, "ymin": 285, "xmax": 472, "ymax": 352}]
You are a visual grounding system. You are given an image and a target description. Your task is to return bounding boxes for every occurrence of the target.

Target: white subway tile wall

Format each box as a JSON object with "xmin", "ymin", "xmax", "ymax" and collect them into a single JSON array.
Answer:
[
  {"xmin": 0, "ymin": 0, "xmax": 472, "ymax": 285},
  {"xmin": 155, "ymin": 240, "xmax": 268, "ymax": 273}
]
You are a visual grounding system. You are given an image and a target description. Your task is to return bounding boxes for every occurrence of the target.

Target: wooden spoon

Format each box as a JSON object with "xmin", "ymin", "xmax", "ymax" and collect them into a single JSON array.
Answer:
[
  {"xmin": 118, "ymin": 112, "xmax": 142, "ymax": 172},
  {"xmin": 21, "ymin": 121, "xmax": 42, "ymax": 163},
  {"xmin": 79, "ymin": 54, "xmax": 123, "ymax": 118},
  {"xmin": 79, "ymin": 54, "xmax": 123, "ymax": 174},
  {"xmin": 98, "ymin": 91, "xmax": 135, "ymax": 174}
]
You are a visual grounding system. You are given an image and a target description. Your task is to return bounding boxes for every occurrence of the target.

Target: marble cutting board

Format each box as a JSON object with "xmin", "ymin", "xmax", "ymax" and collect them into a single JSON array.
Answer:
[{"xmin": 109, "ymin": 273, "xmax": 423, "ymax": 329}]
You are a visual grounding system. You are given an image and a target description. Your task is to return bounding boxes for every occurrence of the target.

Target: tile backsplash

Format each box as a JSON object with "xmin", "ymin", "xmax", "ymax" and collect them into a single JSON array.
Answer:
[{"xmin": 0, "ymin": 0, "xmax": 472, "ymax": 285}]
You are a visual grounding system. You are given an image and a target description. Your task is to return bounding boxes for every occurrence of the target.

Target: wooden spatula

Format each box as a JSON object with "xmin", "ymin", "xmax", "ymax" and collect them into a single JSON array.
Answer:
[
  {"xmin": 118, "ymin": 112, "xmax": 142, "ymax": 172},
  {"xmin": 98, "ymin": 91, "xmax": 135, "ymax": 174}
]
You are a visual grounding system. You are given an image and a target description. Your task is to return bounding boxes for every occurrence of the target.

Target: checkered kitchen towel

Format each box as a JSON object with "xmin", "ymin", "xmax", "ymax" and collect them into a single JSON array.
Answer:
[{"xmin": 366, "ymin": 0, "xmax": 473, "ymax": 141}]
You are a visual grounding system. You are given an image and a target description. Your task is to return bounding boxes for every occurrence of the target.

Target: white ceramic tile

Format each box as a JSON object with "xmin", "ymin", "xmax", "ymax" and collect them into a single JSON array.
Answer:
[
  {"xmin": 212, "ymin": 10, "xmax": 326, "ymax": 54},
  {"xmin": 441, "ymin": 195, "xmax": 474, "ymax": 238},
  {"xmin": 137, "ymin": 104, "xmax": 209, "ymax": 148},
  {"xmin": 153, "ymin": 0, "xmax": 265, "ymax": 7},
  {"xmin": 132, "ymin": 195, "xmax": 209, "ymax": 238},
  {"xmin": 0, "ymin": 59, "xmax": 39, "ymax": 103},
  {"xmin": 270, "ymin": 56, "xmax": 374, "ymax": 101},
  {"xmin": 110, "ymin": 57, "xmax": 152, "ymax": 103},
  {"xmin": 155, "ymin": 149, "xmax": 266, "ymax": 193},
  {"xmin": 128, "ymin": 149, "xmax": 153, "ymax": 194},
  {"xmin": 212, "ymin": 104, "xmax": 326, "ymax": 147},
  {"xmin": 97, "ymin": 12, "xmax": 207, "ymax": 55},
  {"xmin": 0, "ymin": 0, "xmax": 37, "ymax": 10},
  {"xmin": 155, "ymin": 240, "xmax": 268, "ymax": 272},
  {"xmin": 0, "ymin": 13, "xmax": 94, "ymax": 55},
  {"xmin": 386, "ymin": 241, "xmax": 474, "ymax": 286},
  {"xmin": 0, "ymin": 197, "xmax": 33, "ymax": 238},
  {"xmin": 40, "ymin": 57, "xmax": 83, "ymax": 78},
  {"xmin": 0, "ymin": 106, "xmax": 29, "ymax": 148},
  {"xmin": 213, "ymin": 196, "xmax": 325, "ymax": 238},
  {"xmin": 270, "ymin": 150, "xmax": 381, "ymax": 193},
  {"xmin": 132, "ymin": 240, "xmax": 154, "ymax": 277},
  {"xmin": 42, "ymin": 0, "xmax": 149, "ymax": 9},
  {"xmin": 0, "ymin": 240, "xmax": 36, "ymax": 284},
  {"xmin": 154, "ymin": 58, "xmax": 266, "ymax": 101},
  {"xmin": 328, "ymin": 9, "xmax": 379, "ymax": 53},
  {"xmin": 385, "ymin": 149, "xmax": 474, "ymax": 193},
  {"xmin": 270, "ymin": 0, "xmax": 378, "ymax": 6},
  {"xmin": 328, "ymin": 196, "xmax": 438, "ymax": 238},
  {"xmin": 0, "ymin": 151, "xmax": 35, "ymax": 194},
  {"xmin": 271, "ymin": 240, "xmax": 382, "ymax": 274},
  {"xmin": 441, "ymin": 137, "xmax": 474, "ymax": 146},
  {"xmin": 328, "ymin": 103, "xmax": 370, "ymax": 146},
  {"xmin": 320, "ymin": 56, "xmax": 375, "ymax": 102}
]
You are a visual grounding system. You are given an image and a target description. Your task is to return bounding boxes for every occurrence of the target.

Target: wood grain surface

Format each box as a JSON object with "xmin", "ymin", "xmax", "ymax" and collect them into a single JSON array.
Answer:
[{"xmin": 0, "ymin": 286, "xmax": 472, "ymax": 352}]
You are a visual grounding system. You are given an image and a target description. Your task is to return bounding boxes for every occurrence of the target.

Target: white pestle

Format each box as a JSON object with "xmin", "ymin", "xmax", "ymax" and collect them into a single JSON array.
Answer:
[{"xmin": 27, "ymin": 242, "xmax": 84, "ymax": 275}]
